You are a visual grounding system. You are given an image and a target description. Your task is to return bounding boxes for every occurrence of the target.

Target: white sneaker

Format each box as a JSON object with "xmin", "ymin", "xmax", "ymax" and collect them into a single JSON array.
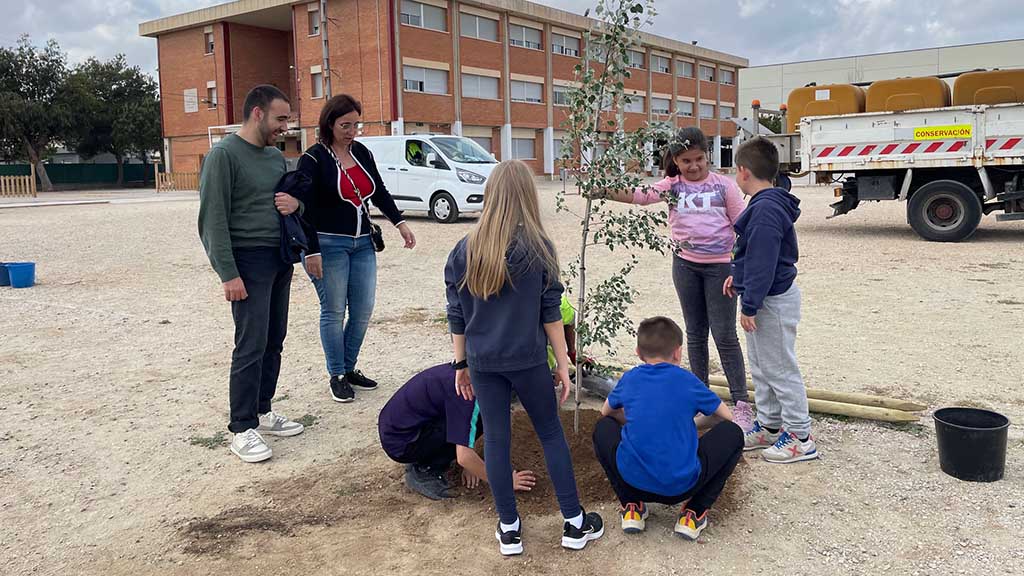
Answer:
[
  {"xmin": 743, "ymin": 420, "xmax": 781, "ymax": 451},
  {"xmin": 230, "ymin": 429, "xmax": 272, "ymax": 463},
  {"xmin": 258, "ymin": 410, "xmax": 304, "ymax": 437},
  {"xmin": 763, "ymin": 431, "xmax": 819, "ymax": 464}
]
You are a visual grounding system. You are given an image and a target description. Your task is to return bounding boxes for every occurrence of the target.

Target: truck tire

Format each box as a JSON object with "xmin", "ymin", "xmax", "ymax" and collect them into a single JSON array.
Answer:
[
  {"xmin": 907, "ymin": 180, "xmax": 982, "ymax": 242},
  {"xmin": 429, "ymin": 192, "xmax": 459, "ymax": 223}
]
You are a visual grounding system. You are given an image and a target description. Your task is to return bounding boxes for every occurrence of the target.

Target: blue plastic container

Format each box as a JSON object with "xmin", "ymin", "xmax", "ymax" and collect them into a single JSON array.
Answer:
[
  {"xmin": 6, "ymin": 262, "xmax": 35, "ymax": 288},
  {"xmin": 0, "ymin": 262, "xmax": 9, "ymax": 286}
]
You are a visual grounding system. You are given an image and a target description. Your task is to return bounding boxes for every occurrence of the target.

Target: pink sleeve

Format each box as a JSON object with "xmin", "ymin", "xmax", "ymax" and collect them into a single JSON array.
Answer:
[
  {"xmin": 633, "ymin": 177, "xmax": 674, "ymax": 206},
  {"xmin": 722, "ymin": 175, "xmax": 746, "ymax": 224}
]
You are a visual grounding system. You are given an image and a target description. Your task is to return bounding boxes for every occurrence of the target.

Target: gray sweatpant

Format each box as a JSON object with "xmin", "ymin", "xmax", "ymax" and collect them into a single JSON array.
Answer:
[{"xmin": 745, "ymin": 284, "xmax": 811, "ymax": 438}]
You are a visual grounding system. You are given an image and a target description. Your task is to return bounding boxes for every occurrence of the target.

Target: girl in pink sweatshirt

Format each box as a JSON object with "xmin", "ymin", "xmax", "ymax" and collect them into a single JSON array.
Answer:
[{"xmin": 622, "ymin": 127, "xmax": 753, "ymax": 432}]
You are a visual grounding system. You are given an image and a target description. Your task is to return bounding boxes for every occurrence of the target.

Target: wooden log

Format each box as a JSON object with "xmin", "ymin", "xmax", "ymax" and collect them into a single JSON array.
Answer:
[
  {"xmin": 707, "ymin": 375, "xmax": 926, "ymax": 412},
  {"xmin": 707, "ymin": 385, "xmax": 919, "ymax": 423}
]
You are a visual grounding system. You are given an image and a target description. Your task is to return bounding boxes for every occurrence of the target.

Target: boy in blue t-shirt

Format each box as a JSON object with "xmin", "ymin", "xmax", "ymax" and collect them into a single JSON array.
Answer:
[{"xmin": 593, "ymin": 316, "xmax": 743, "ymax": 540}]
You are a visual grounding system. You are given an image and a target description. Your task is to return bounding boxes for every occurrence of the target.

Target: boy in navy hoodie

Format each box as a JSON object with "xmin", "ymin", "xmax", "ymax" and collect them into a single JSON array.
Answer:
[{"xmin": 724, "ymin": 137, "xmax": 819, "ymax": 464}]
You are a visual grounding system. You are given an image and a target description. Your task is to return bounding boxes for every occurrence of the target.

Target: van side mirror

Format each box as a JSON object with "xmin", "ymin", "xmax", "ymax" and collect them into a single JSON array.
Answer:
[{"xmin": 426, "ymin": 152, "xmax": 439, "ymax": 167}]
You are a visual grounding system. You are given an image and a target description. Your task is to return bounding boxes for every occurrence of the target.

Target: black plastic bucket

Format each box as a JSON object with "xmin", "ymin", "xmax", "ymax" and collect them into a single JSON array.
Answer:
[{"xmin": 934, "ymin": 407, "xmax": 1009, "ymax": 482}]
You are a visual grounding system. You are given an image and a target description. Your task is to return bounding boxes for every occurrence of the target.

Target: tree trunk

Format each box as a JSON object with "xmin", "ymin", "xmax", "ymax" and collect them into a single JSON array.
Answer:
[
  {"xmin": 24, "ymin": 138, "xmax": 53, "ymax": 191},
  {"xmin": 116, "ymin": 154, "xmax": 125, "ymax": 187}
]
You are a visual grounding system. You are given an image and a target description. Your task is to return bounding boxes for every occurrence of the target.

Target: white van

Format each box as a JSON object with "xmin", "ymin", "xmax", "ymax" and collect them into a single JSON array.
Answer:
[{"xmin": 358, "ymin": 135, "xmax": 497, "ymax": 223}]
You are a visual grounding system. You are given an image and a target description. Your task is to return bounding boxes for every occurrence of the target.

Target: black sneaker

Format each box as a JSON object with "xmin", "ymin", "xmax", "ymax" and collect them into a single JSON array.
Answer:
[
  {"xmin": 494, "ymin": 518, "xmax": 524, "ymax": 556},
  {"xmin": 345, "ymin": 370, "xmax": 378, "ymax": 390},
  {"xmin": 561, "ymin": 509, "xmax": 604, "ymax": 550},
  {"xmin": 404, "ymin": 464, "xmax": 452, "ymax": 501},
  {"xmin": 330, "ymin": 375, "xmax": 354, "ymax": 403}
]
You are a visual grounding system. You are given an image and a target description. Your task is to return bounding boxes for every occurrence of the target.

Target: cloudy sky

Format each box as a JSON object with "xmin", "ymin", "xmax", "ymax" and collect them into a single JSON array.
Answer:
[{"xmin": 4, "ymin": 0, "xmax": 1023, "ymax": 76}]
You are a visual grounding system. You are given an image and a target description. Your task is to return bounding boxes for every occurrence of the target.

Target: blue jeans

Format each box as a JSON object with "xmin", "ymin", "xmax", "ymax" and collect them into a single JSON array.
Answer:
[{"xmin": 308, "ymin": 234, "xmax": 377, "ymax": 377}]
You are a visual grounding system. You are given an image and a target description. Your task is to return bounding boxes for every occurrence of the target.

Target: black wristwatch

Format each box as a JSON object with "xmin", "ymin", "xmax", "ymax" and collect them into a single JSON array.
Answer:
[{"xmin": 451, "ymin": 359, "xmax": 468, "ymax": 370}]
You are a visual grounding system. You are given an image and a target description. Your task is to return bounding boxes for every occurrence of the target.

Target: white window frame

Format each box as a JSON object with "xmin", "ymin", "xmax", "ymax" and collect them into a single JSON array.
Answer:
[
  {"xmin": 509, "ymin": 24, "xmax": 542, "ymax": 50},
  {"xmin": 400, "ymin": 0, "xmax": 447, "ymax": 32},
  {"xmin": 676, "ymin": 60, "xmax": 694, "ymax": 78},
  {"xmin": 510, "ymin": 80, "xmax": 543, "ymax": 104},
  {"xmin": 512, "ymin": 137, "xmax": 535, "ymax": 159},
  {"xmin": 625, "ymin": 94, "xmax": 645, "ymax": 114},
  {"xmin": 553, "ymin": 85, "xmax": 571, "ymax": 106},
  {"xmin": 460, "ymin": 13, "xmax": 498, "ymax": 41},
  {"xmin": 308, "ymin": 7, "xmax": 321, "ymax": 36},
  {"xmin": 204, "ymin": 32, "xmax": 214, "ymax": 55},
  {"xmin": 720, "ymin": 69, "xmax": 735, "ymax": 85},
  {"xmin": 403, "ymin": 65, "xmax": 448, "ymax": 95},
  {"xmin": 311, "ymin": 72, "xmax": 324, "ymax": 99},
  {"xmin": 627, "ymin": 49, "xmax": 645, "ymax": 69},
  {"xmin": 650, "ymin": 97, "xmax": 670, "ymax": 115},
  {"xmin": 700, "ymin": 102, "xmax": 716, "ymax": 119},
  {"xmin": 551, "ymin": 33, "xmax": 579, "ymax": 57},
  {"xmin": 676, "ymin": 100, "xmax": 694, "ymax": 117},
  {"xmin": 651, "ymin": 55, "xmax": 670, "ymax": 74},
  {"xmin": 699, "ymin": 64, "xmax": 716, "ymax": 82},
  {"xmin": 462, "ymin": 73, "xmax": 499, "ymax": 100},
  {"xmin": 206, "ymin": 85, "xmax": 218, "ymax": 109}
]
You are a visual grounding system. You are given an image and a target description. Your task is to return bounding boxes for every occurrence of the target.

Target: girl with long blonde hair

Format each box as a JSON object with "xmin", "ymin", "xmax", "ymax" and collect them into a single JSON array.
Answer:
[{"xmin": 444, "ymin": 160, "xmax": 604, "ymax": 556}]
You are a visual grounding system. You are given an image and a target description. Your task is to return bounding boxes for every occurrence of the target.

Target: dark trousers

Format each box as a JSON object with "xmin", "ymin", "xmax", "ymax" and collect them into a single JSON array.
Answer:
[
  {"xmin": 592, "ymin": 416, "xmax": 743, "ymax": 515},
  {"xmin": 394, "ymin": 418, "xmax": 457, "ymax": 472},
  {"xmin": 228, "ymin": 247, "xmax": 293, "ymax": 433},
  {"xmin": 672, "ymin": 256, "xmax": 748, "ymax": 403},
  {"xmin": 472, "ymin": 363, "xmax": 582, "ymax": 524}
]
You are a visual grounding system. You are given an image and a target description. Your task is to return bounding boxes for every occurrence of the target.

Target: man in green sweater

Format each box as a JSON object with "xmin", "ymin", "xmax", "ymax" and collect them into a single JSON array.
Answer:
[{"xmin": 198, "ymin": 84, "xmax": 305, "ymax": 463}]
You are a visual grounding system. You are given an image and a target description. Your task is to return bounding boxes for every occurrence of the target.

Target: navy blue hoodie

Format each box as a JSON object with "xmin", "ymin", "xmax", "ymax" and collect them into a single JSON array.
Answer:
[
  {"xmin": 731, "ymin": 187, "xmax": 801, "ymax": 316},
  {"xmin": 445, "ymin": 235, "xmax": 563, "ymax": 373}
]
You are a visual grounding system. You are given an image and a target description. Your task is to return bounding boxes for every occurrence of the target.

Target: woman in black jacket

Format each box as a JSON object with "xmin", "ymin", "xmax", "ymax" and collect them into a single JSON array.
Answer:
[{"xmin": 297, "ymin": 94, "xmax": 416, "ymax": 403}]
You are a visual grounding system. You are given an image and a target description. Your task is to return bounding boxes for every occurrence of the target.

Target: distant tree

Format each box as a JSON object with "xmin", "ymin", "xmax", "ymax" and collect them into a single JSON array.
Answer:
[
  {"xmin": 0, "ymin": 36, "xmax": 73, "ymax": 190},
  {"xmin": 68, "ymin": 54, "xmax": 161, "ymax": 186},
  {"xmin": 759, "ymin": 115, "xmax": 782, "ymax": 134}
]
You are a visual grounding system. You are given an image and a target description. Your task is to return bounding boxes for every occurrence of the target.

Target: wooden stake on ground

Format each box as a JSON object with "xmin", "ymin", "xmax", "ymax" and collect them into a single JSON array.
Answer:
[
  {"xmin": 707, "ymin": 385, "xmax": 920, "ymax": 423},
  {"xmin": 707, "ymin": 375, "xmax": 926, "ymax": 412}
]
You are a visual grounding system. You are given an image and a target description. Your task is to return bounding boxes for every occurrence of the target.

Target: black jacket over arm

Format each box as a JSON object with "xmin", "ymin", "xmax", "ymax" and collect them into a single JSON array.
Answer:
[{"xmin": 294, "ymin": 140, "xmax": 405, "ymax": 243}]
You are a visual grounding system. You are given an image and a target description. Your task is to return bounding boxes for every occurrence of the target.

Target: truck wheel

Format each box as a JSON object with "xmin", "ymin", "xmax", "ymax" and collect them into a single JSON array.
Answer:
[
  {"xmin": 430, "ymin": 192, "xmax": 459, "ymax": 223},
  {"xmin": 907, "ymin": 180, "xmax": 982, "ymax": 242}
]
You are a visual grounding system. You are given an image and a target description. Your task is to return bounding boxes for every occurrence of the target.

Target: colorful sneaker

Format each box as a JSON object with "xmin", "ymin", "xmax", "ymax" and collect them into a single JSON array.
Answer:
[
  {"xmin": 330, "ymin": 375, "xmax": 354, "ymax": 403},
  {"xmin": 345, "ymin": 370, "xmax": 378, "ymax": 390},
  {"xmin": 257, "ymin": 410, "xmax": 305, "ymax": 437},
  {"xmin": 620, "ymin": 502, "xmax": 648, "ymax": 534},
  {"xmin": 562, "ymin": 509, "xmax": 604, "ymax": 550},
  {"xmin": 733, "ymin": 401, "xmax": 755, "ymax": 434},
  {"xmin": 743, "ymin": 420, "xmax": 781, "ymax": 451},
  {"xmin": 229, "ymin": 429, "xmax": 272, "ymax": 463},
  {"xmin": 494, "ymin": 519, "xmax": 524, "ymax": 556},
  {"xmin": 674, "ymin": 508, "xmax": 708, "ymax": 540},
  {"xmin": 763, "ymin": 431, "xmax": 819, "ymax": 464}
]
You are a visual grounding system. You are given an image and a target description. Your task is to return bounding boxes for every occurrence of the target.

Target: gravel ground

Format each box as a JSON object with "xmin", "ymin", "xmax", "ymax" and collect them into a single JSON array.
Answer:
[{"xmin": 1, "ymin": 181, "xmax": 1022, "ymax": 576}]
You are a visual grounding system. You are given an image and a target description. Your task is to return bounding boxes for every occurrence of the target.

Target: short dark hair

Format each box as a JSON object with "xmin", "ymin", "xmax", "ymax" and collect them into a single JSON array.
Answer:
[
  {"xmin": 242, "ymin": 84, "xmax": 290, "ymax": 122},
  {"xmin": 318, "ymin": 94, "xmax": 363, "ymax": 147},
  {"xmin": 662, "ymin": 127, "xmax": 709, "ymax": 177},
  {"xmin": 637, "ymin": 316, "xmax": 684, "ymax": 359},
  {"xmin": 734, "ymin": 137, "xmax": 780, "ymax": 181}
]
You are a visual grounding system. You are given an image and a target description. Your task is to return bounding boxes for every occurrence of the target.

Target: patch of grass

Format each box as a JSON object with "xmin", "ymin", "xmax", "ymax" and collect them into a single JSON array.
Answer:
[
  {"xmin": 189, "ymin": 431, "xmax": 228, "ymax": 449},
  {"xmin": 997, "ymin": 299, "xmax": 1024, "ymax": 306},
  {"xmin": 295, "ymin": 414, "xmax": 318, "ymax": 428},
  {"xmin": 275, "ymin": 393, "xmax": 290, "ymax": 402}
]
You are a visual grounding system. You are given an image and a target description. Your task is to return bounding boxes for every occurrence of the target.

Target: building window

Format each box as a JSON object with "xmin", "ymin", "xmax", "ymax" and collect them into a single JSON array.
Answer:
[
  {"xmin": 553, "ymin": 138, "xmax": 564, "ymax": 158},
  {"xmin": 625, "ymin": 95, "xmax": 645, "ymax": 114},
  {"xmin": 700, "ymin": 103, "xmax": 715, "ymax": 118},
  {"xmin": 627, "ymin": 49, "xmax": 645, "ymax": 69},
  {"xmin": 509, "ymin": 24, "xmax": 542, "ymax": 50},
  {"xmin": 720, "ymin": 105, "xmax": 735, "ymax": 118},
  {"xmin": 651, "ymin": 97, "xmax": 670, "ymax": 115},
  {"xmin": 677, "ymin": 100, "xmax": 694, "ymax": 117},
  {"xmin": 720, "ymin": 69, "xmax": 735, "ymax": 85},
  {"xmin": 511, "ymin": 80, "xmax": 543, "ymax": 103},
  {"xmin": 204, "ymin": 32, "xmax": 214, "ymax": 54},
  {"xmin": 553, "ymin": 85, "xmax": 571, "ymax": 106},
  {"xmin": 651, "ymin": 55, "xmax": 670, "ymax": 74},
  {"xmin": 400, "ymin": 0, "xmax": 447, "ymax": 32},
  {"xmin": 308, "ymin": 6, "xmax": 321, "ymax": 36},
  {"xmin": 552, "ymin": 33, "xmax": 579, "ymax": 57},
  {"xmin": 512, "ymin": 137, "xmax": 535, "ymax": 159},
  {"xmin": 676, "ymin": 60, "xmax": 694, "ymax": 78},
  {"xmin": 206, "ymin": 85, "xmax": 218, "ymax": 108},
  {"xmin": 311, "ymin": 72, "xmax": 324, "ymax": 98},
  {"xmin": 460, "ymin": 13, "xmax": 497, "ymax": 41},
  {"xmin": 184, "ymin": 88, "xmax": 199, "ymax": 113},
  {"xmin": 699, "ymin": 64, "xmax": 716, "ymax": 82},
  {"xmin": 469, "ymin": 136, "xmax": 492, "ymax": 153},
  {"xmin": 403, "ymin": 65, "xmax": 448, "ymax": 94},
  {"xmin": 462, "ymin": 74, "xmax": 499, "ymax": 99}
]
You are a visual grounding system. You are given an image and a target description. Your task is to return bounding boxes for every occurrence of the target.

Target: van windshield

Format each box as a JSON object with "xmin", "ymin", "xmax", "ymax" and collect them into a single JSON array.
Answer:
[{"xmin": 430, "ymin": 137, "xmax": 496, "ymax": 164}]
